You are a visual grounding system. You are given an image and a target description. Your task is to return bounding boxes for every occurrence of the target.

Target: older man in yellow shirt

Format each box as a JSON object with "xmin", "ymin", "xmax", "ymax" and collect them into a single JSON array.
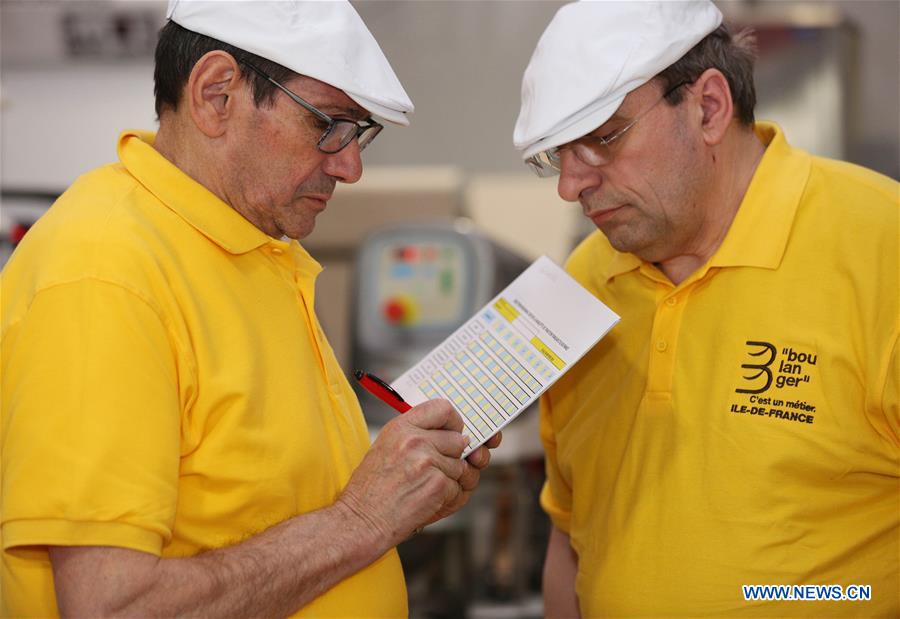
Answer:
[{"xmin": 1, "ymin": 2, "xmax": 499, "ymax": 617}]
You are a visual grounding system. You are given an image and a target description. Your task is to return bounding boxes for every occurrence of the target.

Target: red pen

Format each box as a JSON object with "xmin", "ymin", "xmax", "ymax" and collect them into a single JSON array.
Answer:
[{"xmin": 354, "ymin": 370, "xmax": 412, "ymax": 413}]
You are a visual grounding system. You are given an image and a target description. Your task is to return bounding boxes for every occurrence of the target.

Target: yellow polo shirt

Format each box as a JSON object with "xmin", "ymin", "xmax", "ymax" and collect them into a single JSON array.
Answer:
[
  {"xmin": 541, "ymin": 123, "xmax": 899, "ymax": 616},
  {"xmin": 1, "ymin": 131, "xmax": 406, "ymax": 617}
]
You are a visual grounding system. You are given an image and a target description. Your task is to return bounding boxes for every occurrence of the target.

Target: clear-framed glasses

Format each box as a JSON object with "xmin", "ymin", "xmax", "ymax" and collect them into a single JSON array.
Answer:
[
  {"xmin": 242, "ymin": 61, "xmax": 383, "ymax": 154},
  {"xmin": 525, "ymin": 81, "xmax": 690, "ymax": 178}
]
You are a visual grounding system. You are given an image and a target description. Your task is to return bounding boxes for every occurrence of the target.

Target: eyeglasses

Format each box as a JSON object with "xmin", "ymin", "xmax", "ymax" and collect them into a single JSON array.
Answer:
[
  {"xmin": 525, "ymin": 81, "xmax": 690, "ymax": 177},
  {"xmin": 242, "ymin": 61, "xmax": 383, "ymax": 154}
]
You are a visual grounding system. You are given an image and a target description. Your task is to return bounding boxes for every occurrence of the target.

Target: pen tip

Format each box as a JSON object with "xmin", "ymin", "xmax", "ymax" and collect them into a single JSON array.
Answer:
[{"xmin": 353, "ymin": 370, "xmax": 363, "ymax": 379}]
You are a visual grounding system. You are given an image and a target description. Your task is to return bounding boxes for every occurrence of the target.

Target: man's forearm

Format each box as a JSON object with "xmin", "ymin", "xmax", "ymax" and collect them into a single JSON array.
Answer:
[
  {"xmin": 543, "ymin": 525, "xmax": 580, "ymax": 618},
  {"xmin": 51, "ymin": 500, "xmax": 387, "ymax": 618},
  {"xmin": 50, "ymin": 402, "xmax": 497, "ymax": 617}
]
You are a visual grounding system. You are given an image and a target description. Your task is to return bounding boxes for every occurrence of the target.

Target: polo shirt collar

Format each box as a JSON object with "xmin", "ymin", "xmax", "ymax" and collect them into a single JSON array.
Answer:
[
  {"xmin": 286, "ymin": 238, "xmax": 325, "ymax": 280},
  {"xmin": 601, "ymin": 249, "xmax": 642, "ymax": 282},
  {"xmin": 600, "ymin": 122, "xmax": 810, "ymax": 283},
  {"xmin": 118, "ymin": 130, "xmax": 271, "ymax": 255},
  {"xmin": 709, "ymin": 122, "xmax": 811, "ymax": 269}
]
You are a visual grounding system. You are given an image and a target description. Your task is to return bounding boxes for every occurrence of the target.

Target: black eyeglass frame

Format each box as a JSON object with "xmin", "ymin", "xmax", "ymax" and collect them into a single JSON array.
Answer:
[
  {"xmin": 241, "ymin": 61, "xmax": 383, "ymax": 154},
  {"xmin": 525, "ymin": 79, "xmax": 692, "ymax": 177}
]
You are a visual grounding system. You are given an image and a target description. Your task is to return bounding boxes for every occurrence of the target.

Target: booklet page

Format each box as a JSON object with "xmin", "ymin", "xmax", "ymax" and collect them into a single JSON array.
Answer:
[{"xmin": 392, "ymin": 255, "xmax": 620, "ymax": 457}]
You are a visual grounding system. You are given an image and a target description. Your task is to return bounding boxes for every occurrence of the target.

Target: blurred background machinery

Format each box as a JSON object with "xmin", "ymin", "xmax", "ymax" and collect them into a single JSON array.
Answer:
[{"xmin": 351, "ymin": 220, "xmax": 528, "ymax": 425}]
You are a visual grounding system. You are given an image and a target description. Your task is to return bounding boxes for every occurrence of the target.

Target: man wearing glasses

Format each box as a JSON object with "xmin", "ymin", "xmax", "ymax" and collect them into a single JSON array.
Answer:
[
  {"xmin": 1, "ymin": 2, "xmax": 498, "ymax": 617},
  {"xmin": 515, "ymin": 1, "xmax": 898, "ymax": 617}
]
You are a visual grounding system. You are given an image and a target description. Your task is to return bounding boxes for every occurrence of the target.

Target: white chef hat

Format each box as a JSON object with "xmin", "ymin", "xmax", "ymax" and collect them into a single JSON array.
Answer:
[
  {"xmin": 514, "ymin": 0, "xmax": 722, "ymax": 158},
  {"xmin": 167, "ymin": 0, "xmax": 414, "ymax": 125}
]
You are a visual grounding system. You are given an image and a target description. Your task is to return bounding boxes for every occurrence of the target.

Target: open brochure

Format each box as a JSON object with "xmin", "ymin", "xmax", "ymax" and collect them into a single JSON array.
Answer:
[{"xmin": 392, "ymin": 255, "xmax": 620, "ymax": 457}]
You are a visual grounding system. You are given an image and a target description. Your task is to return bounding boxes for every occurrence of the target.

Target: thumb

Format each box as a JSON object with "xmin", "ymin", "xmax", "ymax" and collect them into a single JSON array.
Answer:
[{"xmin": 404, "ymin": 398, "xmax": 464, "ymax": 433}]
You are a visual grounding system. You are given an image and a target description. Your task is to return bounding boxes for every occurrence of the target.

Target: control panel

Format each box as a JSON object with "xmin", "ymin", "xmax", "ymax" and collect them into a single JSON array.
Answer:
[{"xmin": 376, "ymin": 241, "xmax": 467, "ymax": 329}]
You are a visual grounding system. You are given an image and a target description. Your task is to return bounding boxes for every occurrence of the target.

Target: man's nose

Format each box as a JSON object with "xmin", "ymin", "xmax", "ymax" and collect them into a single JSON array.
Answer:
[
  {"xmin": 557, "ymin": 148, "xmax": 601, "ymax": 202},
  {"xmin": 322, "ymin": 139, "xmax": 363, "ymax": 184}
]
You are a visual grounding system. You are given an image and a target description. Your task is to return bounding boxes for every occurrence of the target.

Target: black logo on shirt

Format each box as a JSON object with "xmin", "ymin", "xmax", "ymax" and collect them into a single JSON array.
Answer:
[
  {"xmin": 736, "ymin": 340, "xmax": 775, "ymax": 394},
  {"xmin": 730, "ymin": 340, "xmax": 818, "ymax": 425}
]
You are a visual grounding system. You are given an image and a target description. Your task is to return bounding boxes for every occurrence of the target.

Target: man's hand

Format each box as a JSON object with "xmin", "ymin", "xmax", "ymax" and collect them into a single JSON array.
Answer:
[
  {"xmin": 433, "ymin": 421, "xmax": 501, "ymax": 525},
  {"xmin": 336, "ymin": 399, "xmax": 501, "ymax": 548}
]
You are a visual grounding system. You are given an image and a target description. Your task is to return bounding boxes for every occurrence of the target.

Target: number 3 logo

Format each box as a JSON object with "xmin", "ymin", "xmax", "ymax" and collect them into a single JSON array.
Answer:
[{"xmin": 736, "ymin": 340, "xmax": 775, "ymax": 394}]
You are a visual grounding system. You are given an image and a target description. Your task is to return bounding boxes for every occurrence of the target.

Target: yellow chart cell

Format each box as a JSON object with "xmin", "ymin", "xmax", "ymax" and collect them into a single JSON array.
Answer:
[
  {"xmin": 419, "ymin": 382, "xmax": 440, "ymax": 399},
  {"xmin": 493, "ymin": 298, "xmax": 519, "ymax": 322},
  {"xmin": 530, "ymin": 336, "xmax": 565, "ymax": 369}
]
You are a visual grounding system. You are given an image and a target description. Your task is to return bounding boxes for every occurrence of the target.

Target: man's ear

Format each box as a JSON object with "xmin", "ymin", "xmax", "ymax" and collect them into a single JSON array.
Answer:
[
  {"xmin": 693, "ymin": 68, "xmax": 734, "ymax": 146},
  {"xmin": 185, "ymin": 51, "xmax": 245, "ymax": 138}
]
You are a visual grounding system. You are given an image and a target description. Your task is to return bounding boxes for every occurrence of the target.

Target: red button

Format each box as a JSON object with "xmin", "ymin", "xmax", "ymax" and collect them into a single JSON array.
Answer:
[{"xmin": 383, "ymin": 298, "xmax": 407, "ymax": 323}]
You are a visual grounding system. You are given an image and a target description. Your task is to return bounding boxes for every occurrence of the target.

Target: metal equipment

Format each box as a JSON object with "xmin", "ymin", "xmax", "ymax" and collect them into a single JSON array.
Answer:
[{"xmin": 351, "ymin": 219, "xmax": 529, "ymax": 426}]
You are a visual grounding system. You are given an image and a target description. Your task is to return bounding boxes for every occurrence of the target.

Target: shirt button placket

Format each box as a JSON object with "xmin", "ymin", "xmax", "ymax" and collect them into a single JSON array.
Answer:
[{"xmin": 646, "ymin": 293, "xmax": 685, "ymax": 395}]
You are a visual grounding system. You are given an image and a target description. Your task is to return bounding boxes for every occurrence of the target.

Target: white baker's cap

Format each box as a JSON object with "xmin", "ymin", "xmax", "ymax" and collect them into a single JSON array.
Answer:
[
  {"xmin": 167, "ymin": 0, "xmax": 414, "ymax": 125},
  {"xmin": 514, "ymin": 0, "xmax": 722, "ymax": 158}
]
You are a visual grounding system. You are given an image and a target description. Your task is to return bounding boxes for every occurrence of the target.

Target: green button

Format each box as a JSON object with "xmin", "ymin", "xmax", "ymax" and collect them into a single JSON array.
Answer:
[{"xmin": 440, "ymin": 270, "xmax": 454, "ymax": 294}]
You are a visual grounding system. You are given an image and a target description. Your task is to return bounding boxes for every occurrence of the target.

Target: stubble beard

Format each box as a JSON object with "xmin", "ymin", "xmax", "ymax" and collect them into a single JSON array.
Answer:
[{"xmin": 582, "ymin": 192, "xmax": 665, "ymax": 259}]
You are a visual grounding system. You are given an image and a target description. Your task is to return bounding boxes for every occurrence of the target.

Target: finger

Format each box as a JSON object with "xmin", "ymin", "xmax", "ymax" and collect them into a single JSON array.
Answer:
[
  {"xmin": 405, "ymin": 399, "xmax": 464, "ymax": 433},
  {"xmin": 465, "ymin": 445, "xmax": 491, "ymax": 470},
  {"xmin": 422, "ymin": 428, "xmax": 470, "ymax": 458},
  {"xmin": 440, "ymin": 482, "xmax": 471, "ymax": 517},
  {"xmin": 484, "ymin": 431, "xmax": 502, "ymax": 449},
  {"xmin": 430, "ymin": 452, "xmax": 467, "ymax": 482},
  {"xmin": 458, "ymin": 462, "xmax": 480, "ymax": 492},
  {"xmin": 440, "ymin": 476, "xmax": 466, "ymax": 507}
]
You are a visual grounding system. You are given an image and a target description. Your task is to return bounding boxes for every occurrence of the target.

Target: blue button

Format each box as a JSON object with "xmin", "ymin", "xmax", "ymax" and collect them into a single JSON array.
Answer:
[{"xmin": 391, "ymin": 263, "xmax": 414, "ymax": 279}]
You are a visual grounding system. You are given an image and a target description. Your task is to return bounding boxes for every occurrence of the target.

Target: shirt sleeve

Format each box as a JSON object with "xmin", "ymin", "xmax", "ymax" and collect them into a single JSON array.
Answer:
[
  {"xmin": 539, "ymin": 389, "xmax": 573, "ymax": 533},
  {"xmin": 1, "ymin": 279, "xmax": 182, "ymax": 556}
]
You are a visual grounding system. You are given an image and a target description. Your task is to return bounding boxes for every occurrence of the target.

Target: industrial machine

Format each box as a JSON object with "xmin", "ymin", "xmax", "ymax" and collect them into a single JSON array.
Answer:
[{"xmin": 351, "ymin": 219, "xmax": 529, "ymax": 426}]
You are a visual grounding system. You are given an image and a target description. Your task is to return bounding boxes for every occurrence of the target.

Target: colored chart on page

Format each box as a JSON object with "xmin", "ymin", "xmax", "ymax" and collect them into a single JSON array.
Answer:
[{"xmin": 392, "ymin": 255, "xmax": 620, "ymax": 457}]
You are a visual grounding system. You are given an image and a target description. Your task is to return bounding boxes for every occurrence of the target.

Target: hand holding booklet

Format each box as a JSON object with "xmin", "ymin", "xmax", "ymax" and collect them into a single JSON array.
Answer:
[{"xmin": 389, "ymin": 255, "xmax": 620, "ymax": 458}]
